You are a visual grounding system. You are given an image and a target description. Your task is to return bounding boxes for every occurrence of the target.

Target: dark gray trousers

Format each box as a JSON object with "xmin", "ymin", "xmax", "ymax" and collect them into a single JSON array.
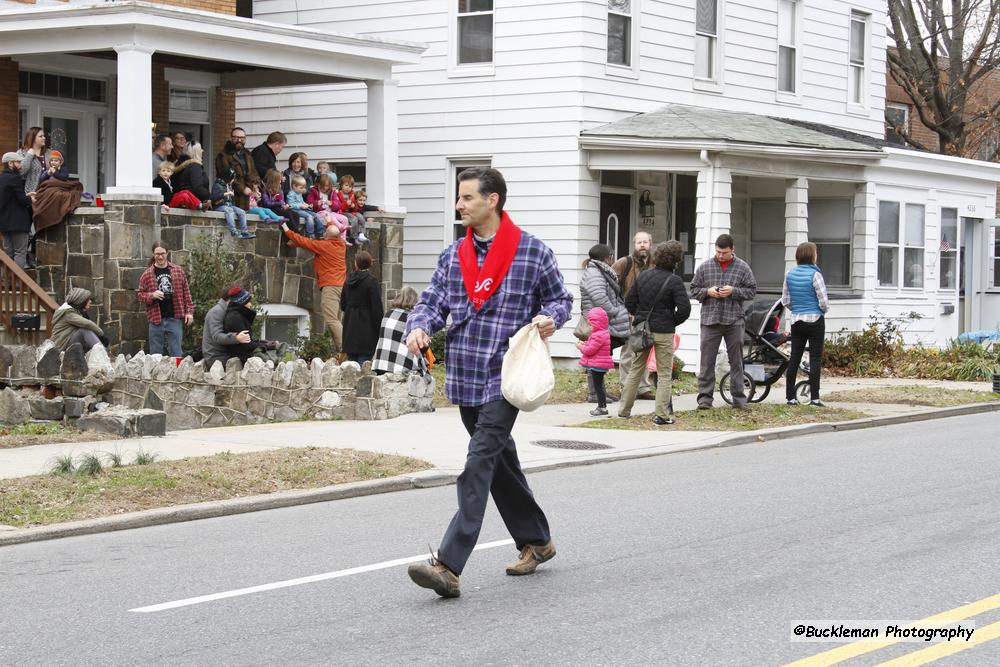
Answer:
[
  {"xmin": 697, "ymin": 322, "xmax": 747, "ymax": 407},
  {"xmin": 437, "ymin": 398, "xmax": 551, "ymax": 575}
]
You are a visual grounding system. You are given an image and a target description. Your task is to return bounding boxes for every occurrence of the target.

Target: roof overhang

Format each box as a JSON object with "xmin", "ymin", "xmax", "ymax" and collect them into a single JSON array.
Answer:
[
  {"xmin": 0, "ymin": 1, "xmax": 426, "ymax": 84},
  {"xmin": 580, "ymin": 135, "xmax": 886, "ymax": 163}
]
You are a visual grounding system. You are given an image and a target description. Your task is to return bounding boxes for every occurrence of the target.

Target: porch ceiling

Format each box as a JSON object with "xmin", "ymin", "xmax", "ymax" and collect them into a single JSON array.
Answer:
[
  {"xmin": 580, "ymin": 104, "xmax": 886, "ymax": 160},
  {"xmin": 0, "ymin": 1, "xmax": 425, "ymax": 84}
]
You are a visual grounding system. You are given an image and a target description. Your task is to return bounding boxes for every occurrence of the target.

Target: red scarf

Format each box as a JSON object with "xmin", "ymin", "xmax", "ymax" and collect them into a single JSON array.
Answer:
[{"xmin": 458, "ymin": 211, "xmax": 522, "ymax": 309}]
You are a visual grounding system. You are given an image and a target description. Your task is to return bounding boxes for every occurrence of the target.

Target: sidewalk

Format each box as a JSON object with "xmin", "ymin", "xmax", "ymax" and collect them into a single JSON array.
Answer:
[{"xmin": 2, "ymin": 376, "xmax": 994, "ymax": 481}]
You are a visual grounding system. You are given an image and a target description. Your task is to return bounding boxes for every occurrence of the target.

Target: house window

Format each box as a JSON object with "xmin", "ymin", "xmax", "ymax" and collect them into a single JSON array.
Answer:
[
  {"xmin": 991, "ymin": 225, "xmax": 1000, "ymax": 288},
  {"xmin": 259, "ymin": 305, "xmax": 310, "ymax": 345},
  {"xmin": 169, "ymin": 88, "xmax": 209, "ymax": 114},
  {"xmin": 848, "ymin": 11, "xmax": 868, "ymax": 105},
  {"xmin": 18, "ymin": 70, "xmax": 106, "ymax": 103},
  {"xmin": 334, "ymin": 162, "xmax": 366, "ymax": 189},
  {"xmin": 878, "ymin": 200, "xmax": 924, "ymax": 288},
  {"xmin": 807, "ymin": 198, "xmax": 851, "ymax": 287},
  {"xmin": 457, "ymin": 0, "xmax": 493, "ymax": 65},
  {"xmin": 777, "ymin": 0, "xmax": 797, "ymax": 93},
  {"xmin": 452, "ymin": 160, "xmax": 491, "ymax": 240},
  {"xmin": 608, "ymin": 1, "xmax": 632, "ymax": 67},
  {"xmin": 885, "ymin": 103, "xmax": 909, "ymax": 146},
  {"xmin": 939, "ymin": 207, "xmax": 958, "ymax": 289},
  {"xmin": 695, "ymin": 0, "xmax": 718, "ymax": 80},
  {"xmin": 749, "ymin": 199, "xmax": 785, "ymax": 287}
]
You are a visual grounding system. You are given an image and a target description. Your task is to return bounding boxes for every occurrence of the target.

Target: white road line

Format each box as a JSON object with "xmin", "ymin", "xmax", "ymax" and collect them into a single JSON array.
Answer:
[{"xmin": 129, "ymin": 538, "xmax": 515, "ymax": 613}]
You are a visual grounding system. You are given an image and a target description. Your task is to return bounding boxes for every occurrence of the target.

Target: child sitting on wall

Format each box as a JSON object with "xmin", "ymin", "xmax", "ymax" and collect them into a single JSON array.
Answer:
[
  {"xmin": 39, "ymin": 150, "xmax": 70, "ymax": 184},
  {"xmin": 211, "ymin": 168, "xmax": 255, "ymax": 239},
  {"xmin": 247, "ymin": 182, "xmax": 284, "ymax": 224},
  {"xmin": 286, "ymin": 175, "xmax": 326, "ymax": 239},
  {"xmin": 307, "ymin": 174, "xmax": 351, "ymax": 241},
  {"xmin": 335, "ymin": 174, "xmax": 369, "ymax": 244}
]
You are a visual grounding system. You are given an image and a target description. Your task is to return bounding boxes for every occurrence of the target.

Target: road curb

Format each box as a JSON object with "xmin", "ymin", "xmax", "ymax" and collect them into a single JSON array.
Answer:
[{"xmin": 2, "ymin": 401, "xmax": 997, "ymax": 547}]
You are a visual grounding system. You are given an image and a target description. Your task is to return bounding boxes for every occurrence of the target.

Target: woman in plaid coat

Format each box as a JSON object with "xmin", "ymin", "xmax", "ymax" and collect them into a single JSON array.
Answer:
[{"xmin": 372, "ymin": 287, "xmax": 422, "ymax": 374}]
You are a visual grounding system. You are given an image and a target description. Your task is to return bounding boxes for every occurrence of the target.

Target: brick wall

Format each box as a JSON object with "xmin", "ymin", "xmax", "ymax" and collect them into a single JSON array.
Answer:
[
  {"xmin": 155, "ymin": 0, "xmax": 236, "ymax": 15},
  {"xmin": 885, "ymin": 77, "xmax": 941, "ymax": 152},
  {"xmin": 212, "ymin": 87, "xmax": 235, "ymax": 158},
  {"xmin": 152, "ymin": 62, "xmax": 170, "ymax": 134},
  {"xmin": 0, "ymin": 58, "xmax": 19, "ymax": 149}
]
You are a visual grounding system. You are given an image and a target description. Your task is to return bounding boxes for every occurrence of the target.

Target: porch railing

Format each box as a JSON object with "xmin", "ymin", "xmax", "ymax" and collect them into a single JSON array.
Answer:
[{"xmin": 0, "ymin": 252, "xmax": 58, "ymax": 346}]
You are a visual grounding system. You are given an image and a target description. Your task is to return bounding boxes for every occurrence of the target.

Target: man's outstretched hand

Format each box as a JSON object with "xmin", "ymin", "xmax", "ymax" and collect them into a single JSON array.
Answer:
[{"xmin": 406, "ymin": 328, "xmax": 430, "ymax": 355}]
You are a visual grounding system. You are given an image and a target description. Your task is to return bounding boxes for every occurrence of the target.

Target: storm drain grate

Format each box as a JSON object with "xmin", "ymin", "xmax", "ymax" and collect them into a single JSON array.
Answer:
[{"xmin": 531, "ymin": 439, "xmax": 613, "ymax": 451}]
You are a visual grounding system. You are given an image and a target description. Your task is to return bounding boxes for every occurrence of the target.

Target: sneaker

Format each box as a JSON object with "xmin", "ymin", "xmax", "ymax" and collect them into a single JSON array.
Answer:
[
  {"xmin": 653, "ymin": 415, "xmax": 675, "ymax": 425},
  {"xmin": 697, "ymin": 403, "xmax": 711, "ymax": 410},
  {"xmin": 786, "ymin": 399, "xmax": 799, "ymax": 406},
  {"xmin": 589, "ymin": 407, "xmax": 608, "ymax": 417},
  {"xmin": 229, "ymin": 229, "xmax": 240, "ymax": 238},
  {"xmin": 637, "ymin": 391, "xmax": 656, "ymax": 400},
  {"xmin": 617, "ymin": 411, "xmax": 630, "ymax": 418},
  {"xmin": 407, "ymin": 558, "xmax": 460, "ymax": 598},
  {"xmin": 505, "ymin": 541, "xmax": 556, "ymax": 576},
  {"xmin": 357, "ymin": 233, "xmax": 369, "ymax": 243},
  {"xmin": 809, "ymin": 399, "xmax": 826, "ymax": 407},
  {"xmin": 241, "ymin": 231, "xmax": 256, "ymax": 239}
]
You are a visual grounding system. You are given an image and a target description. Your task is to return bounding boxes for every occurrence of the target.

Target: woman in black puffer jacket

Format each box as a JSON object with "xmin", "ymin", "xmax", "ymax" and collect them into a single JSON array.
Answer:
[{"xmin": 618, "ymin": 240, "xmax": 691, "ymax": 425}]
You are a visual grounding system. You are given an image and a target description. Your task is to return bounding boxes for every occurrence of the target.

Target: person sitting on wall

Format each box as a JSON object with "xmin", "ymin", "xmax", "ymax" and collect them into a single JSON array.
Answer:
[
  {"xmin": 171, "ymin": 144, "xmax": 211, "ymax": 209},
  {"xmin": 50, "ymin": 287, "xmax": 108, "ymax": 353},
  {"xmin": 152, "ymin": 133, "xmax": 173, "ymax": 180},
  {"xmin": 220, "ymin": 287, "xmax": 282, "ymax": 366},
  {"xmin": 201, "ymin": 284, "xmax": 252, "ymax": 369},
  {"xmin": 39, "ymin": 151, "xmax": 70, "ymax": 184}
]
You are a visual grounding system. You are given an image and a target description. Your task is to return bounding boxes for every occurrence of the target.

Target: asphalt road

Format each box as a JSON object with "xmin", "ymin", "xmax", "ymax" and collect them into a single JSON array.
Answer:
[{"xmin": 2, "ymin": 412, "xmax": 1000, "ymax": 666}]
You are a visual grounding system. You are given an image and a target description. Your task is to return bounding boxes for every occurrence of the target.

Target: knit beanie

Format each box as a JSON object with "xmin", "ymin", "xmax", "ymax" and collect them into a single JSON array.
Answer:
[
  {"xmin": 65, "ymin": 287, "xmax": 91, "ymax": 308},
  {"xmin": 228, "ymin": 287, "xmax": 251, "ymax": 305},
  {"xmin": 49, "ymin": 150, "xmax": 64, "ymax": 162}
]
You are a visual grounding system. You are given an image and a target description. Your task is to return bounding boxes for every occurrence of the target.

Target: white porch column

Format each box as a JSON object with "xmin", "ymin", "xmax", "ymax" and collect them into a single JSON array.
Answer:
[
  {"xmin": 365, "ymin": 79, "xmax": 400, "ymax": 209},
  {"xmin": 784, "ymin": 177, "xmax": 809, "ymax": 274},
  {"xmin": 107, "ymin": 44, "xmax": 160, "ymax": 196},
  {"xmin": 853, "ymin": 182, "xmax": 877, "ymax": 293},
  {"xmin": 694, "ymin": 163, "xmax": 732, "ymax": 262}
]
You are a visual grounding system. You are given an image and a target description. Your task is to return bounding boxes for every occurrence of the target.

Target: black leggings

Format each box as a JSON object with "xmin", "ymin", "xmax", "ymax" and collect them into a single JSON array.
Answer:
[
  {"xmin": 589, "ymin": 369, "xmax": 607, "ymax": 408},
  {"xmin": 786, "ymin": 318, "xmax": 824, "ymax": 401}
]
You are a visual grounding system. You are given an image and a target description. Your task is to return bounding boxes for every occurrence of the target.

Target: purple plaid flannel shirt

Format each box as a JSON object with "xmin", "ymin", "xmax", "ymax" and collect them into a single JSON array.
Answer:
[{"xmin": 406, "ymin": 230, "xmax": 573, "ymax": 407}]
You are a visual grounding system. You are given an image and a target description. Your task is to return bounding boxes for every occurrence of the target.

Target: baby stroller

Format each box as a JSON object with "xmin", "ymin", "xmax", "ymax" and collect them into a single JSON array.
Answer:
[{"xmin": 719, "ymin": 298, "xmax": 811, "ymax": 404}]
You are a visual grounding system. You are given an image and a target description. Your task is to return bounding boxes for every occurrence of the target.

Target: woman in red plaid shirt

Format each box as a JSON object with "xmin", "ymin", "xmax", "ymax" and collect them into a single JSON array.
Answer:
[{"xmin": 137, "ymin": 241, "xmax": 194, "ymax": 357}]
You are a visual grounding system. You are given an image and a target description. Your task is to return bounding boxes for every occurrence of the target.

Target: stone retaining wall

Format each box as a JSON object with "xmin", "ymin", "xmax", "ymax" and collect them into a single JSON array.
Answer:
[{"xmin": 0, "ymin": 344, "xmax": 435, "ymax": 430}]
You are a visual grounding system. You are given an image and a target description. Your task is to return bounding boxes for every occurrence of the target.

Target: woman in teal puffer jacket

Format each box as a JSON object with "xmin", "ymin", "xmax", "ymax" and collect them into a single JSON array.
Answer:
[{"xmin": 782, "ymin": 242, "xmax": 829, "ymax": 406}]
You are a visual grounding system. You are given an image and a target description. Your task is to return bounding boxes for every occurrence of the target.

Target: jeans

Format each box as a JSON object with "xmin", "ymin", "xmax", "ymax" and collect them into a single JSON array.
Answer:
[
  {"xmin": 149, "ymin": 317, "xmax": 184, "ymax": 357},
  {"xmin": 218, "ymin": 204, "xmax": 248, "ymax": 234},
  {"xmin": 2, "ymin": 231, "xmax": 29, "ymax": 268},
  {"xmin": 344, "ymin": 211, "xmax": 366, "ymax": 235},
  {"xmin": 248, "ymin": 207, "xmax": 282, "ymax": 222},
  {"xmin": 786, "ymin": 317, "xmax": 825, "ymax": 401},
  {"xmin": 67, "ymin": 328, "xmax": 102, "ymax": 353},
  {"xmin": 297, "ymin": 210, "xmax": 323, "ymax": 237},
  {"xmin": 437, "ymin": 399, "xmax": 551, "ymax": 575},
  {"xmin": 348, "ymin": 353, "xmax": 371, "ymax": 365}
]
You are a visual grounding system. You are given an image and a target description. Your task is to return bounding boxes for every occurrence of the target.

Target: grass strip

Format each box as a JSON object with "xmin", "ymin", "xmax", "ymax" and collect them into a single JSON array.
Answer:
[
  {"xmin": 575, "ymin": 403, "xmax": 870, "ymax": 432},
  {"xmin": 0, "ymin": 447, "xmax": 431, "ymax": 528},
  {"xmin": 0, "ymin": 423, "xmax": 121, "ymax": 449},
  {"xmin": 823, "ymin": 386, "xmax": 1000, "ymax": 407}
]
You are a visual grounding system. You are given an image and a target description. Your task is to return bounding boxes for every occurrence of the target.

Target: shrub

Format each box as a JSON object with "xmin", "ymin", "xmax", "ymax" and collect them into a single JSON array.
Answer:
[
  {"xmin": 180, "ymin": 232, "xmax": 265, "ymax": 352},
  {"xmin": 76, "ymin": 452, "xmax": 104, "ymax": 476},
  {"xmin": 672, "ymin": 355, "xmax": 685, "ymax": 380},
  {"xmin": 295, "ymin": 329, "xmax": 335, "ymax": 361},
  {"xmin": 49, "ymin": 454, "xmax": 75, "ymax": 475}
]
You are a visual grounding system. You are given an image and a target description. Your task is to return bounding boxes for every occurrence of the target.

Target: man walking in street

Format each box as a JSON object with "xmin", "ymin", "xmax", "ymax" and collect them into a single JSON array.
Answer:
[
  {"xmin": 280, "ymin": 221, "xmax": 348, "ymax": 358},
  {"xmin": 612, "ymin": 230, "xmax": 654, "ymax": 400},
  {"xmin": 137, "ymin": 241, "xmax": 194, "ymax": 357},
  {"xmin": 689, "ymin": 233, "xmax": 757, "ymax": 409},
  {"xmin": 404, "ymin": 167, "xmax": 573, "ymax": 598}
]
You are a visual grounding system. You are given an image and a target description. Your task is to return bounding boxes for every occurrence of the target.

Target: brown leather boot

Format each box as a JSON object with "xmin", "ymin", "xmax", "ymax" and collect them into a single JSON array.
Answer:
[
  {"xmin": 407, "ymin": 558, "xmax": 460, "ymax": 598},
  {"xmin": 505, "ymin": 541, "xmax": 556, "ymax": 576}
]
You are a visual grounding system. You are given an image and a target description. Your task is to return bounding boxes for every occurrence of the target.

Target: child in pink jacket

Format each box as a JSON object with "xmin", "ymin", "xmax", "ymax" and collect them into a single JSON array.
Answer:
[{"xmin": 576, "ymin": 306, "xmax": 614, "ymax": 416}]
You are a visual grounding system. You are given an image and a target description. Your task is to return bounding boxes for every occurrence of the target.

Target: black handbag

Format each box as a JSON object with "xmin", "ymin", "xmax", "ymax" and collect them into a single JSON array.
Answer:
[
  {"xmin": 627, "ymin": 275, "xmax": 673, "ymax": 351},
  {"xmin": 10, "ymin": 313, "xmax": 41, "ymax": 330}
]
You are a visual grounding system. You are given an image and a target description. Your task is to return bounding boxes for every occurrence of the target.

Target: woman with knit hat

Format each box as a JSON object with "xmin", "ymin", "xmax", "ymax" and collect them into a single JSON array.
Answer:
[
  {"xmin": 221, "ymin": 287, "xmax": 282, "ymax": 366},
  {"xmin": 50, "ymin": 287, "xmax": 107, "ymax": 352}
]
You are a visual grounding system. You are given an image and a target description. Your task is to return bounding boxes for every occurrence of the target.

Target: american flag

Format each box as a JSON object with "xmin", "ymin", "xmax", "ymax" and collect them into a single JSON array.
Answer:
[{"xmin": 940, "ymin": 234, "xmax": 952, "ymax": 252}]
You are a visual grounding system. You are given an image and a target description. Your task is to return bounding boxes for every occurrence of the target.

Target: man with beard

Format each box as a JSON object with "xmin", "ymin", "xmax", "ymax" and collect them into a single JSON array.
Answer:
[
  {"xmin": 214, "ymin": 127, "xmax": 260, "ymax": 210},
  {"xmin": 612, "ymin": 231, "xmax": 655, "ymax": 399}
]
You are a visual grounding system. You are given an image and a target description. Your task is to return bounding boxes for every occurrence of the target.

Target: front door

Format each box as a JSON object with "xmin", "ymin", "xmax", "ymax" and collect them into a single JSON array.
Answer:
[
  {"xmin": 599, "ymin": 193, "xmax": 632, "ymax": 259},
  {"xmin": 959, "ymin": 217, "xmax": 982, "ymax": 333}
]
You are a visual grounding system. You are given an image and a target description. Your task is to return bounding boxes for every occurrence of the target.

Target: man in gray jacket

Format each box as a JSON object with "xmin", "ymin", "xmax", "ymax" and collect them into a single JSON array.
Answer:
[{"xmin": 201, "ymin": 284, "xmax": 251, "ymax": 368}]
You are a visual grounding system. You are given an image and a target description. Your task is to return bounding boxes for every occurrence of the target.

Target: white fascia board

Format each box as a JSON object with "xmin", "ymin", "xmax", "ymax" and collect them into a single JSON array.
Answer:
[
  {"xmin": 880, "ymin": 147, "xmax": 1000, "ymax": 183},
  {"xmin": 578, "ymin": 136, "xmax": 885, "ymax": 163},
  {"xmin": 0, "ymin": 2, "xmax": 425, "ymax": 69}
]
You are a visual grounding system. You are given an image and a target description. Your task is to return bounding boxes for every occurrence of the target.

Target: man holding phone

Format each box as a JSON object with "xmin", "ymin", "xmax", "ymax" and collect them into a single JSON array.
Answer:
[{"xmin": 690, "ymin": 233, "xmax": 757, "ymax": 409}]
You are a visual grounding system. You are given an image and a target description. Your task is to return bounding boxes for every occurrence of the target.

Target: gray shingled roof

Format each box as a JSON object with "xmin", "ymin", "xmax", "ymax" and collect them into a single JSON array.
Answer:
[{"xmin": 581, "ymin": 104, "xmax": 884, "ymax": 152}]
